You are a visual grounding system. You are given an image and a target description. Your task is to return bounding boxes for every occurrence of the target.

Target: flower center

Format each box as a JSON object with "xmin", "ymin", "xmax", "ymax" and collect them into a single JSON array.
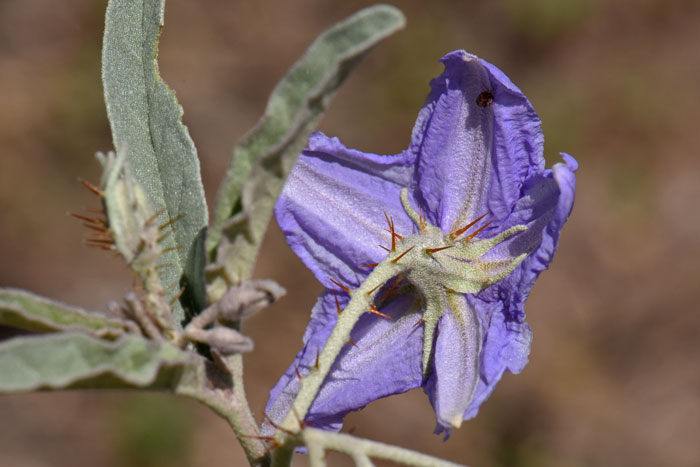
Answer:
[{"xmin": 384, "ymin": 189, "xmax": 529, "ymax": 374}]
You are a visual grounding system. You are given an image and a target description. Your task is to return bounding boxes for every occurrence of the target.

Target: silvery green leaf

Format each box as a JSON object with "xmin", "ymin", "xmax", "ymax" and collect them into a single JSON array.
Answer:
[
  {"xmin": 206, "ymin": 5, "xmax": 405, "ymax": 293},
  {"xmin": 102, "ymin": 0, "xmax": 208, "ymax": 323},
  {"xmin": 0, "ymin": 288, "xmax": 127, "ymax": 339},
  {"xmin": 0, "ymin": 332, "xmax": 189, "ymax": 392}
]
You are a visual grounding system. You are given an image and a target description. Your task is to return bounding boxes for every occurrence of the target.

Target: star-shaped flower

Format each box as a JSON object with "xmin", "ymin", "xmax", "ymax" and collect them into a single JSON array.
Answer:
[{"xmin": 265, "ymin": 50, "xmax": 577, "ymax": 435}]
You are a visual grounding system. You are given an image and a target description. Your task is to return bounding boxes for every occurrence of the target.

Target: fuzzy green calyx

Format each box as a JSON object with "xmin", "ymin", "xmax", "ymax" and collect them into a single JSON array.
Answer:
[
  {"xmin": 278, "ymin": 192, "xmax": 529, "ymax": 434},
  {"xmin": 396, "ymin": 189, "xmax": 528, "ymax": 374}
]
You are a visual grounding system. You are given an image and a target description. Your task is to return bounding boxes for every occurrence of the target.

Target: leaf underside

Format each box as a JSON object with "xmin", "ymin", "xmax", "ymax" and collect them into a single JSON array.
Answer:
[
  {"xmin": 0, "ymin": 288, "xmax": 127, "ymax": 339},
  {"xmin": 0, "ymin": 332, "xmax": 189, "ymax": 392},
  {"xmin": 102, "ymin": 0, "xmax": 209, "ymax": 323}
]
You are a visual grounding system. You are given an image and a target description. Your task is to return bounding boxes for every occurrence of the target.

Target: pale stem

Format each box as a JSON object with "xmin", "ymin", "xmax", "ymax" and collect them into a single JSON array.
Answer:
[
  {"xmin": 302, "ymin": 428, "xmax": 466, "ymax": 467},
  {"xmin": 176, "ymin": 357, "xmax": 270, "ymax": 467},
  {"xmin": 278, "ymin": 260, "xmax": 400, "ymax": 434}
]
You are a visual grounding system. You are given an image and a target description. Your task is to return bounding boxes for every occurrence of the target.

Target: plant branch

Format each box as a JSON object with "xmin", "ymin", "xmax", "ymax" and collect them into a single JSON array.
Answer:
[
  {"xmin": 302, "ymin": 428, "xmax": 465, "ymax": 467},
  {"xmin": 278, "ymin": 259, "xmax": 402, "ymax": 433},
  {"xmin": 175, "ymin": 357, "xmax": 271, "ymax": 467}
]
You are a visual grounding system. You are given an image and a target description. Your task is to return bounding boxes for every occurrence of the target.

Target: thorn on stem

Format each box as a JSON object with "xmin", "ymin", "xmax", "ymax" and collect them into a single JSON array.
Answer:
[
  {"xmin": 384, "ymin": 228, "xmax": 402, "ymax": 240},
  {"xmin": 240, "ymin": 434, "xmax": 276, "ymax": 441},
  {"xmin": 380, "ymin": 275, "xmax": 404, "ymax": 301},
  {"xmin": 328, "ymin": 277, "xmax": 350, "ymax": 293},
  {"xmin": 265, "ymin": 415, "xmax": 295, "ymax": 436},
  {"xmin": 367, "ymin": 304, "xmax": 392, "ymax": 320},
  {"xmin": 68, "ymin": 212, "xmax": 105, "ymax": 226},
  {"xmin": 384, "ymin": 211, "xmax": 398, "ymax": 251},
  {"xmin": 450, "ymin": 213, "xmax": 488, "ymax": 240},
  {"xmin": 391, "ymin": 245, "xmax": 414, "ymax": 264},
  {"xmin": 333, "ymin": 292, "xmax": 343, "ymax": 315},
  {"xmin": 86, "ymin": 235, "xmax": 113, "ymax": 245},
  {"xmin": 367, "ymin": 282, "xmax": 383, "ymax": 296},
  {"xmin": 82, "ymin": 223, "xmax": 107, "ymax": 233},
  {"xmin": 466, "ymin": 221, "xmax": 492, "ymax": 240},
  {"xmin": 78, "ymin": 178, "xmax": 103, "ymax": 196},
  {"xmin": 426, "ymin": 245, "xmax": 454, "ymax": 254}
]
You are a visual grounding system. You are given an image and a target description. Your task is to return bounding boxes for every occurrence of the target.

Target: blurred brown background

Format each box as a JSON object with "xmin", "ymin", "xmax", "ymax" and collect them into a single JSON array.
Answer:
[{"xmin": 1, "ymin": 0, "xmax": 699, "ymax": 466}]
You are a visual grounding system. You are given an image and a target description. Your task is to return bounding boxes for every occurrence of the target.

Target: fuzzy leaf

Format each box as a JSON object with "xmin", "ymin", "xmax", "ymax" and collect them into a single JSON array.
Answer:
[
  {"xmin": 206, "ymin": 5, "xmax": 405, "ymax": 293},
  {"xmin": 102, "ymin": 0, "xmax": 208, "ymax": 324},
  {"xmin": 0, "ymin": 332, "xmax": 190, "ymax": 392},
  {"xmin": 0, "ymin": 288, "xmax": 127, "ymax": 339}
]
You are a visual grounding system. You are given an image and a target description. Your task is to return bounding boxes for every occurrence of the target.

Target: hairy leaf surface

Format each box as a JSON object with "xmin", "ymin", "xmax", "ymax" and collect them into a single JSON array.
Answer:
[
  {"xmin": 0, "ymin": 288, "xmax": 127, "ymax": 338},
  {"xmin": 0, "ymin": 332, "xmax": 189, "ymax": 392},
  {"xmin": 102, "ymin": 0, "xmax": 208, "ymax": 323}
]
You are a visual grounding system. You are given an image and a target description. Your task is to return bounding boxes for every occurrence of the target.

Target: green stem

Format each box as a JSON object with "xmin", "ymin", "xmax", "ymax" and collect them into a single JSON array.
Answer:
[
  {"xmin": 279, "ymin": 259, "xmax": 401, "ymax": 433},
  {"xmin": 303, "ymin": 428, "xmax": 464, "ymax": 466},
  {"xmin": 270, "ymin": 445, "xmax": 295, "ymax": 467}
]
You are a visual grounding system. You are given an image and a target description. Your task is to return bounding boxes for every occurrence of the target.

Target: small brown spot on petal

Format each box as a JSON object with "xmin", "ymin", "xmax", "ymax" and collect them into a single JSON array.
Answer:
[{"xmin": 476, "ymin": 90, "xmax": 494, "ymax": 107}]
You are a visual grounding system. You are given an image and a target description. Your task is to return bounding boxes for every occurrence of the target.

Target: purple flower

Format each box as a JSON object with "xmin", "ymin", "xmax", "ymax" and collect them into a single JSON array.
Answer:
[{"xmin": 265, "ymin": 50, "xmax": 577, "ymax": 435}]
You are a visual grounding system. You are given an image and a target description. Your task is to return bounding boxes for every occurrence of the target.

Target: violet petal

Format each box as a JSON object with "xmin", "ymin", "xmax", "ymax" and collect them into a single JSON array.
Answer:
[
  {"xmin": 274, "ymin": 132, "xmax": 417, "ymax": 290},
  {"xmin": 264, "ymin": 292, "xmax": 423, "ymax": 433},
  {"xmin": 411, "ymin": 50, "xmax": 545, "ymax": 232}
]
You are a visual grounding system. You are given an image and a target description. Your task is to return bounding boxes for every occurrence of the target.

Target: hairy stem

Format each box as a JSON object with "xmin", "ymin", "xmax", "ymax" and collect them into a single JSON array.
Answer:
[
  {"xmin": 303, "ymin": 428, "xmax": 464, "ymax": 466},
  {"xmin": 278, "ymin": 259, "xmax": 401, "ymax": 434},
  {"xmin": 271, "ymin": 446, "xmax": 296, "ymax": 467},
  {"xmin": 176, "ymin": 358, "xmax": 271, "ymax": 467}
]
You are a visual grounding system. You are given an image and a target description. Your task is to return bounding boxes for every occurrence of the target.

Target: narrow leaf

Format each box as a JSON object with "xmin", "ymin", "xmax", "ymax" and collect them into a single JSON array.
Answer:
[
  {"xmin": 206, "ymin": 5, "xmax": 405, "ymax": 294},
  {"xmin": 0, "ymin": 288, "xmax": 127, "ymax": 339},
  {"xmin": 102, "ymin": 0, "xmax": 208, "ymax": 323},
  {"xmin": 0, "ymin": 332, "xmax": 189, "ymax": 392}
]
